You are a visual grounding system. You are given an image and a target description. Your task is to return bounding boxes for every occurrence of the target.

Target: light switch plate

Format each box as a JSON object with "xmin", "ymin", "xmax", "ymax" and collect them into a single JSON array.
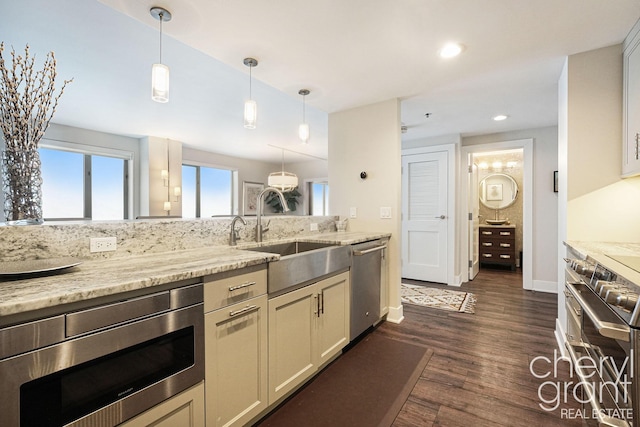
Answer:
[
  {"xmin": 380, "ymin": 207, "xmax": 392, "ymax": 219},
  {"xmin": 310, "ymin": 223, "xmax": 318, "ymax": 231},
  {"xmin": 349, "ymin": 207, "xmax": 357, "ymax": 218}
]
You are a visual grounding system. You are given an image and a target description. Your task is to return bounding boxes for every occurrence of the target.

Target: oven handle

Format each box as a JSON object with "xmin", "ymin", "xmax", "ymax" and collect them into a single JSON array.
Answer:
[
  {"xmin": 565, "ymin": 282, "xmax": 630, "ymax": 342},
  {"xmin": 565, "ymin": 341, "xmax": 631, "ymax": 427}
]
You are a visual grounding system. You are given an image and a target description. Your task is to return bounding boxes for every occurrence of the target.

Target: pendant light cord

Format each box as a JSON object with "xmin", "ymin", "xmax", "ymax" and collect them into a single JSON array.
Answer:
[
  {"xmin": 302, "ymin": 93, "xmax": 306, "ymax": 124},
  {"xmin": 249, "ymin": 65, "xmax": 252, "ymax": 99},
  {"xmin": 159, "ymin": 11, "xmax": 163, "ymax": 64}
]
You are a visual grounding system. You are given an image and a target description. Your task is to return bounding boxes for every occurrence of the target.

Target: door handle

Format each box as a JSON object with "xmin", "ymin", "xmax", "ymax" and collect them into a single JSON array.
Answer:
[{"xmin": 434, "ymin": 215, "xmax": 446, "ymax": 219}]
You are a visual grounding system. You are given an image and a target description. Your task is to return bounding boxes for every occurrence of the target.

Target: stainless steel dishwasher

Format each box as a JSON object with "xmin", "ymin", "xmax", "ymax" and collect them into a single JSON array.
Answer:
[{"xmin": 350, "ymin": 239, "xmax": 387, "ymax": 340}]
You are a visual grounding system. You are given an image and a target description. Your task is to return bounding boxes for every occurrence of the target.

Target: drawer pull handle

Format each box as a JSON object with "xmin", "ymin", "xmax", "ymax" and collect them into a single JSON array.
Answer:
[
  {"xmin": 482, "ymin": 254, "xmax": 493, "ymax": 258},
  {"xmin": 482, "ymin": 242, "xmax": 492, "ymax": 247},
  {"xmin": 229, "ymin": 281, "xmax": 257, "ymax": 292},
  {"xmin": 500, "ymin": 255, "xmax": 511, "ymax": 259},
  {"xmin": 481, "ymin": 231, "xmax": 492, "ymax": 235},
  {"xmin": 499, "ymin": 243, "xmax": 511, "ymax": 248},
  {"xmin": 499, "ymin": 232, "xmax": 511, "ymax": 236},
  {"xmin": 229, "ymin": 305, "xmax": 258, "ymax": 317}
]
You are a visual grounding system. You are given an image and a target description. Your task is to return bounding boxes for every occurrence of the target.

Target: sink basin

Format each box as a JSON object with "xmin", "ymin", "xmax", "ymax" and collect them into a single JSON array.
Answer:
[
  {"xmin": 245, "ymin": 241, "xmax": 351, "ymax": 295},
  {"xmin": 244, "ymin": 241, "xmax": 336, "ymax": 256}
]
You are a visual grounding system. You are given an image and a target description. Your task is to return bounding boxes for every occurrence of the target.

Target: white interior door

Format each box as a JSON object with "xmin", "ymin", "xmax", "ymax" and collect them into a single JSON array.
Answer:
[
  {"xmin": 401, "ymin": 151, "xmax": 448, "ymax": 284},
  {"xmin": 468, "ymin": 161, "xmax": 479, "ymax": 280}
]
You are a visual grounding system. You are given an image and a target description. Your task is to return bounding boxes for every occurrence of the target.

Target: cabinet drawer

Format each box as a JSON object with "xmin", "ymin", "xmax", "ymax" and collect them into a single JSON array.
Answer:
[
  {"xmin": 479, "ymin": 228, "xmax": 514, "ymax": 238},
  {"xmin": 204, "ymin": 265, "xmax": 267, "ymax": 313},
  {"xmin": 480, "ymin": 240, "xmax": 514, "ymax": 249},
  {"xmin": 480, "ymin": 250, "xmax": 516, "ymax": 262}
]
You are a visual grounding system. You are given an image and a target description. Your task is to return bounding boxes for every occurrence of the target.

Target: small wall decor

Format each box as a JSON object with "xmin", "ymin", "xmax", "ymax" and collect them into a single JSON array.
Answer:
[
  {"xmin": 554, "ymin": 171, "xmax": 558, "ymax": 193},
  {"xmin": 486, "ymin": 183, "xmax": 503, "ymax": 201},
  {"xmin": 242, "ymin": 181, "xmax": 264, "ymax": 215}
]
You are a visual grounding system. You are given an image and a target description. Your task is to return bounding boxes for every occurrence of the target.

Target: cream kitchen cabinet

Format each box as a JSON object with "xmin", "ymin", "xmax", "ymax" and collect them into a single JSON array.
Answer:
[
  {"xmin": 623, "ymin": 18, "xmax": 640, "ymax": 177},
  {"xmin": 204, "ymin": 266, "xmax": 268, "ymax": 427},
  {"xmin": 267, "ymin": 271, "xmax": 350, "ymax": 404},
  {"xmin": 119, "ymin": 382, "xmax": 205, "ymax": 427}
]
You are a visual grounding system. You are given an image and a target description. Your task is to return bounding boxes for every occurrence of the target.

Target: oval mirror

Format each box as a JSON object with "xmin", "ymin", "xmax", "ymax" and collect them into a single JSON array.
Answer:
[{"xmin": 479, "ymin": 173, "xmax": 518, "ymax": 209}]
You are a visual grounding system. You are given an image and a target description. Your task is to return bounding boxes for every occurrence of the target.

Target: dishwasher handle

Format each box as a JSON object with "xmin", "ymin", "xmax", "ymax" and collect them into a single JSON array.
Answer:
[{"xmin": 353, "ymin": 245, "xmax": 387, "ymax": 256}]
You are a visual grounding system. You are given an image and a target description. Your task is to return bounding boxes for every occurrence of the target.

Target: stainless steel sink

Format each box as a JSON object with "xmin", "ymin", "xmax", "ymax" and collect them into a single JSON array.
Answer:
[{"xmin": 244, "ymin": 241, "xmax": 351, "ymax": 295}]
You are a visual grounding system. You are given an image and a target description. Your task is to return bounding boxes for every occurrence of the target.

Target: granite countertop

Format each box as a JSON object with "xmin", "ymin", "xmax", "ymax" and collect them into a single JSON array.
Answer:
[
  {"xmin": 565, "ymin": 240, "xmax": 640, "ymax": 284},
  {"xmin": 0, "ymin": 231, "xmax": 390, "ymax": 322}
]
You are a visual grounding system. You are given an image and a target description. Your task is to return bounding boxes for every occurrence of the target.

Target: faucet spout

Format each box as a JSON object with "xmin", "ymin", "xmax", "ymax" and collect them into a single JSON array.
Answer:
[
  {"xmin": 256, "ymin": 187, "xmax": 290, "ymax": 242},
  {"xmin": 229, "ymin": 215, "xmax": 247, "ymax": 246}
]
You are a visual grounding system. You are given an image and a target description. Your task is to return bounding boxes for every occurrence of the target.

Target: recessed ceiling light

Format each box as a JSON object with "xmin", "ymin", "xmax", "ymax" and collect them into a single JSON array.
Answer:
[
  {"xmin": 439, "ymin": 43, "xmax": 463, "ymax": 59},
  {"xmin": 493, "ymin": 114, "xmax": 508, "ymax": 121}
]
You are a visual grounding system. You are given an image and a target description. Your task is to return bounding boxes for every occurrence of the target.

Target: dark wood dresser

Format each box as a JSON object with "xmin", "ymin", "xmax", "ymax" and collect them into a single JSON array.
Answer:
[{"xmin": 479, "ymin": 225, "xmax": 516, "ymax": 270}]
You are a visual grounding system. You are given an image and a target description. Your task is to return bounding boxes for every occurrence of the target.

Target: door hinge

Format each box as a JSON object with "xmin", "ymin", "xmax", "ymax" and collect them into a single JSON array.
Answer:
[
  {"xmin": 468, "ymin": 212, "xmax": 473, "ymax": 220},
  {"xmin": 468, "ymin": 165, "xmax": 473, "ymax": 173},
  {"xmin": 468, "ymin": 260, "xmax": 473, "ymax": 268}
]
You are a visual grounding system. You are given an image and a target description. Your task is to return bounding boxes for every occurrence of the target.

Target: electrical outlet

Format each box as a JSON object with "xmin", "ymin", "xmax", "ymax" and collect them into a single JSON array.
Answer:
[
  {"xmin": 310, "ymin": 223, "xmax": 319, "ymax": 231},
  {"xmin": 90, "ymin": 237, "xmax": 117, "ymax": 253},
  {"xmin": 380, "ymin": 207, "xmax": 392, "ymax": 218},
  {"xmin": 350, "ymin": 207, "xmax": 357, "ymax": 218}
]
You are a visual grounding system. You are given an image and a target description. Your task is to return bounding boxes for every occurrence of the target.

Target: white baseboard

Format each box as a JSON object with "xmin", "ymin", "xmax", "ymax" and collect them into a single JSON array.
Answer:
[
  {"xmin": 554, "ymin": 318, "xmax": 568, "ymax": 358},
  {"xmin": 532, "ymin": 279, "xmax": 557, "ymax": 294},
  {"xmin": 450, "ymin": 274, "xmax": 462, "ymax": 286},
  {"xmin": 386, "ymin": 304, "xmax": 404, "ymax": 324}
]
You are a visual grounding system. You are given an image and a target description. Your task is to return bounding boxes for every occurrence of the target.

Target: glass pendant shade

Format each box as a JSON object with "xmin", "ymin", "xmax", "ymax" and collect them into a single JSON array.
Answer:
[
  {"xmin": 163, "ymin": 201, "xmax": 171, "ymax": 211},
  {"xmin": 244, "ymin": 99, "xmax": 257, "ymax": 129},
  {"xmin": 152, "ymin": 63, "xmax": 170, "ymax": 103},
  {"xmin": 268, "ymin": 171, "xmax": 298, "ymax": 192},
  {"xmin": 298, "ymin": 123, "xmax": 310, "ymax": 143}
]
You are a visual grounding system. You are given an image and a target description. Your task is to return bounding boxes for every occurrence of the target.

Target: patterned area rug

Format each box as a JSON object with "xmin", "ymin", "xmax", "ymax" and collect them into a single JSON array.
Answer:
[{"xmin": 401, "ymin": 283, "xmax": 476, "ymax": 314}]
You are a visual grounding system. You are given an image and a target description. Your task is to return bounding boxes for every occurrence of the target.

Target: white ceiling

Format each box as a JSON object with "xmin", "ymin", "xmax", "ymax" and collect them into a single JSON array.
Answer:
[{"xmin": 3, "ymin": 0, "xmax": 640, "ymax": 163}]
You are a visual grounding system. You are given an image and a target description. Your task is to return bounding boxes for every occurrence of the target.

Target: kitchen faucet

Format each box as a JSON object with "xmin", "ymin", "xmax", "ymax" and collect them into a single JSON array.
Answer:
[
  {"xmin": 229, "ymin": 215, "xmax": 247, "ymax": 246},
  {"xmin": 256, "ymin": 187, "xmax": 290, "ymax": 242}
]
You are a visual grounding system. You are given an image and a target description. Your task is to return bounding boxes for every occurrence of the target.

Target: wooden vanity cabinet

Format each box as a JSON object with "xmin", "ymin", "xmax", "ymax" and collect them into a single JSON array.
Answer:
[
  {"xmin": 204, "ymin": 265, "xmax": 268, "ymax": 427},
  {"xmin": 479, "ymin": 226, "xmax": 516, "ymax": 270}
]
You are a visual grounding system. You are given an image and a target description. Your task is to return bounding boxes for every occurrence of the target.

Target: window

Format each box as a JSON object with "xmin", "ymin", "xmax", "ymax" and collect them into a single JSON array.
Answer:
[
  {"xmin": 39, "ymin": 147, "xmax": 129, "ymax": 220},
  {"xmin": 309, "ymin": 181, "xmax": 329, "ymax": 216},
  {"xmin": 182, "ymin": 164, "xmax": 234, "ymax": 217}
]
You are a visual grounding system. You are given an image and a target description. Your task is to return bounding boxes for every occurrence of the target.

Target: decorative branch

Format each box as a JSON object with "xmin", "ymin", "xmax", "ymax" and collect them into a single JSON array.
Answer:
[{"xmin": 0, "ymin": 42, "xmax": 73, "ymax": 151}]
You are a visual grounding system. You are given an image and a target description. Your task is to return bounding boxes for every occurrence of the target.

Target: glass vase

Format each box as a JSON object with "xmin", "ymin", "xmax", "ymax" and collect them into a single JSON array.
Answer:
[{"xmin": 2, "ymin": 150, "xmax": 44, "ymax": 225}]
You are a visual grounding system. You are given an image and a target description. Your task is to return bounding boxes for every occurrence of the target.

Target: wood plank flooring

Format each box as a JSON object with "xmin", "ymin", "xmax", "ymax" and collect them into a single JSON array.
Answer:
[{"xmin": 386, "ymin": 269, "xmax": 582, "ymax": 426}]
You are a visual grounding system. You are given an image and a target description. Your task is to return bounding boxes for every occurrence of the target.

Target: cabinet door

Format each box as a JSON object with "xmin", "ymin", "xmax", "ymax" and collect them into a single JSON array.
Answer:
[
  {"xmin": 205, "ymin": 295, "xmax": 268, "ymax": 427},
  {"xmin": 120, "ymin": 382, "xmax": 205, "ymax": 427},
  {"xmin": 316, "ymin": 271, "xmax": 350, "ymax": 366},
  {"xmin": 624, "ymin": 21, "xmax": 640, "ymax": 176},
  {"xmin": 268, "ymin": 286, "xmax": 317, "ymax": 404}
]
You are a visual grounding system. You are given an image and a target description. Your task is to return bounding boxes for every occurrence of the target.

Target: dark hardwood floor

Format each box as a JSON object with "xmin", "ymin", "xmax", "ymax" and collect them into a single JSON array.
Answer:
[{"xmin": 385, "ymin": 268, "xmax": 582, "ymax": 426}]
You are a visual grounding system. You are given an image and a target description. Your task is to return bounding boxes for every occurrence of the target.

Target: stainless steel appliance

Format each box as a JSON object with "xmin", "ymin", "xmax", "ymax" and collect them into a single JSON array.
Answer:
[
  {"xmin": 564, "ymin": 257, "xmax": 640, "ymax": 427},
  {"xmin": 0, "ymin": 279, "xmax": 204, "ymax": 427},
  {"xmin": 350, "ymin": 240, "xmax": 386, "ymax": 340}
]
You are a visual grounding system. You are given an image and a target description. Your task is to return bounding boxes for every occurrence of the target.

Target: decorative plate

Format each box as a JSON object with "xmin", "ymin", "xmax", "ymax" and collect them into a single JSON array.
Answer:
[{"xmin": 0, "ymin": 257, "xmax": 82, "ymax": 276}]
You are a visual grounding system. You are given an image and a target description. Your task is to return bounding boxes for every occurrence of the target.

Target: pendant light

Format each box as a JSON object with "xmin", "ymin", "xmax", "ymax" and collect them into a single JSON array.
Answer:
[
  {"xmin": 298, "ymin": 89, "xmax": 310, "ymax": 143},
  {"xmin": 243, "ymin": 58, "xmax": 258, "ymax": 129},
  {"xmin": 150, "ymin": 7, "xmax": 171, "ymax": 103},
  {"xmin": 268, "ymin": 148, "xmax": 298, "ymax": 192}
]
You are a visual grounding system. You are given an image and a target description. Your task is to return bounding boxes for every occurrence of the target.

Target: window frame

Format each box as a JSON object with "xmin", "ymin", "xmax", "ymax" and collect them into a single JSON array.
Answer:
[
  {"xmin": 181, "ymin": 161, "xmax": 238, "ymax": 218},
  {"xmin": 39, "ymin": 139, "xmax": 134, "ymax": 221},
  {"xmin": 306, "ymin": 178, "xmax": 329, "ymax": 216}
]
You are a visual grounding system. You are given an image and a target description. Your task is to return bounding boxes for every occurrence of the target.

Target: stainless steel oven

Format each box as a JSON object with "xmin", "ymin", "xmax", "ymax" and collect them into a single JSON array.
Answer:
[
  {"xmin": 564, "ymin": 258, "xmax": 640, "ymax": 427},
  {"xmin": 0, "ymin": 280, "xmax": 204, "ymax": 427}
]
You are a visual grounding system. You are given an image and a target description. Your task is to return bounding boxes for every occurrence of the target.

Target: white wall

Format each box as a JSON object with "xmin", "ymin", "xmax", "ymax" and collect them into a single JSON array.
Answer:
[
  {"xmin": 565, "ymin": 44, "xmax": 640, "ymax": 242},
  {"xmin": 463, "ymin": 126, "xmax": 559, "ymax": 284},
  {"xmin": 328, "ymin": 99, "xmax": 403, "ymax": 322}
]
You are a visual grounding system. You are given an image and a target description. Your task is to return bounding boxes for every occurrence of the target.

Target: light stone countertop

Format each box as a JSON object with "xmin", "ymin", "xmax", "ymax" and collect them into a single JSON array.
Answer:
[
  {"xmin": 565, "ymin": 240, "xmax": 640, "ymax": 285},
  {"xmin": 0, "ymin": 231, "xmax": 390, "ymax": 322}
]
